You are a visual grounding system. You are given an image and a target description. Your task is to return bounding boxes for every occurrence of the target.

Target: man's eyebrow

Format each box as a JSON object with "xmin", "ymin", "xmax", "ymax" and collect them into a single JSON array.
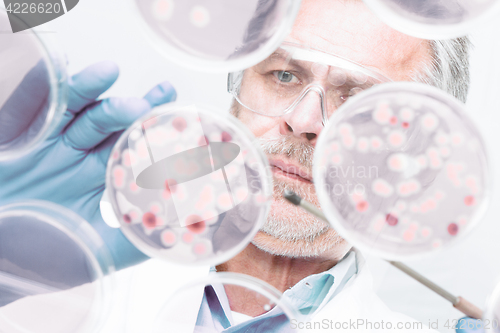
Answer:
[
  {"xmin": 261, "ymin": 51, "xmax": 383, "ymax": 87},
  {"xmin": 267, "ymin": 49, "xmax": 291, "ymax": 62}
]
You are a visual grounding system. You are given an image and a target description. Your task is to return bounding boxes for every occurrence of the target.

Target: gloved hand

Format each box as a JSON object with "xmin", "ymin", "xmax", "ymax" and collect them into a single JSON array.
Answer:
[
  {"xmin": 455, "ymin": 317, "xmax": 485, "ymax": 333},
  {"xmin": 0, "ymin": 61, "xmax": 177, "ymax": 270}
]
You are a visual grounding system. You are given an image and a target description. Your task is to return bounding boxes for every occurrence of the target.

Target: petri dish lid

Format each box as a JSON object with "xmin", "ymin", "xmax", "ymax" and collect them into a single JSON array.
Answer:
[
  {"xmin": 152, "ymin": 272, "xmax": 302, "ymax": 332},
  {"xmin": 130, "ymin": 0, "xmax": 302, "ymax": 73},
  {"xmin": 486, "ymin": 280, "xmax": 500, "ymax": 333},
  {"xmin": 106, "ymin": 103, "xmax": 273, "ymax": 266},
  {"xmin": 0, "ymin": 8, "xmax": 67, "ymax": 161},
  {"xmin": 362, "ymin": 0, "xmax": 500, "ymax": 39},
  {"xmin": 314, "ymin": 82, "xmax": 490, "ymax": 261},
  {"xmin": 0, "ymin": 201, "xmax": 115, "ymax": 333}
]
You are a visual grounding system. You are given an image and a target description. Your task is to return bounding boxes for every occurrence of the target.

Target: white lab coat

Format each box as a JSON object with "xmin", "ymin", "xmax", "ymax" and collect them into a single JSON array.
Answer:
[
  {"xmin": 0, "ymin": 251, "xmax": 437, "ymax": 333},
  {"xmin": 112, "ymin": 249, "xmax": 438, "ymax": 333},
  {"xmin": 305, "ymin": 250, "xmax": 437, "ymax": 332}
]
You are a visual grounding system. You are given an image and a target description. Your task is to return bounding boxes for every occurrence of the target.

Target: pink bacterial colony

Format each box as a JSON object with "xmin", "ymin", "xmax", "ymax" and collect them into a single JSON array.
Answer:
[
  {"xmin": 323, "ymin": 96, "xmax": 484, "ymax": 253},
  {"xmin": 108, "ymin": 110, "xmax": 265, "ymax": 263}
]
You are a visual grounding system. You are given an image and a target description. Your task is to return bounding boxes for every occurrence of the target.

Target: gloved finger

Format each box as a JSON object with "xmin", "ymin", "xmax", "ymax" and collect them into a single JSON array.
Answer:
[
  {"xmin": 92, "ymin": 82, "xmax": 177, "ymax": 167},
  {"xmin": 63, "ymin": 97, "xmax": 151, "ymax": 151},
  {"xmin": 94, "ymin": 130, "xmax": 123, "ymax": 167},
  {"xmin": 93, "ymin": 82, "xmax": 177, "ymax": 164},
  {"xmin": 63, "ymin": 82, "xmax": 176, "ymax": 151},
  {"xmin": 143, "ymin": 81, "xmax": 177, "ymax": 108},
  {"xmin": 51, "ymin": 61, "xmax": 120, "ymax": 137},
  {"xmin": 67, "ymin": 61, "xmax": 120, "ymax": 113},
  {"xmin": 0, "ymin": 60, "xmax": 50, "ymax": 144}
]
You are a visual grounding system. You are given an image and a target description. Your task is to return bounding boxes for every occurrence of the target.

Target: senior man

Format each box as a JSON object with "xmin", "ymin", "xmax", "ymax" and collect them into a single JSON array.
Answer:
[
  {"xmin": 204, "ymin": 0, "xmax": 471, "ymax": 329},
  {"xmin": 0, "ymin": 0, "xmax": 471, "ymax": 331}
]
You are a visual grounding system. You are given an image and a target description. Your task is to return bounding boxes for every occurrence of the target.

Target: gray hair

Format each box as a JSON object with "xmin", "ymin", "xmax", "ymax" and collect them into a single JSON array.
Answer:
[
  {"xmin": 232, "ymin": 0, "xmax": 473, "ymax": 104},
  {"xmin": 413, "ymin": 37, "xmax": 472, "ymax": 103}
]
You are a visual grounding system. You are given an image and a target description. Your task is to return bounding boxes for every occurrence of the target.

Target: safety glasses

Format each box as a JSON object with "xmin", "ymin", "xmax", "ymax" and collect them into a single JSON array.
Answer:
[{"xmin": 228, "ymin": 42, "xmax": 392, "ymax": 125}]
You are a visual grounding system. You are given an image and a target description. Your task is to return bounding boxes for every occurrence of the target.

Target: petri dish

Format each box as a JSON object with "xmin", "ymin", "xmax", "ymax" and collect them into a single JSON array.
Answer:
[
  {"xmin": 0, "ymin": 9, "xmax": 67, "ymax": 161},
  {"xmin": 363, "ymin": 0, "xmax": 500, "ymax": 39},
  {"xmin": 106, "ymin": 103, "xmax": 273, "ymax": 266},
  {"xmin": 0, "ymin": 201, "xmax": 115, "ymax": 333},
  {"xmin": 152, "ymin": 272, "xmax": 302, "ymax": 332},
  {"xmin": 130, "ymin": 0, "xmax": 302, "ymax": 72},
  {"xmin": 486, "ymin": 280, "xmax": 500, "ymax": 333},
  {"xmin": 314, "ymin": 82, "xmax": 490, "ymax": 261}
]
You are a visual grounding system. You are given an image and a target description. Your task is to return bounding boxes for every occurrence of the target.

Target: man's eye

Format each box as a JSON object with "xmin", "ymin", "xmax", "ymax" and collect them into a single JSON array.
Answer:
[{"xmin": 275, "ymin": 71, "xmax": 296, "ymax": 83}]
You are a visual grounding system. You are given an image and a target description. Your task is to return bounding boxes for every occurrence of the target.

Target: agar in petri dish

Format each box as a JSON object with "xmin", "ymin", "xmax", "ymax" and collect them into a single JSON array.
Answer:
[
  {"xmin": 314, "ymin": 82, "xmax": 490, "ymax": 260},
  {"xmin": 151, "ymin": 272, "xmax": 302, "ymax": 332},
  {"xmin": 106, "ymin": 103, "xmax": 273, "ymax": 266},
  {"xmin": 0, "ymin": 9, "xmax": 67, "ymax": 161},
  {"xmin": 0, "ymin": 201, "xmax": 114, "ymax": 333},
  {"xmin": 131, "ymin": 0, "xmax": 302, "ymax": 72},
  {"xmin": 363, "ymin": 0, "xmax": 500, "ymax": 39}
]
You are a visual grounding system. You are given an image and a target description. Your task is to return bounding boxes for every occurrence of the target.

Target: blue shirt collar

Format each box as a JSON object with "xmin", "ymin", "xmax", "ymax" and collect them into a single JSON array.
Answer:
[
  {"xmin": 282, "ymin": 251, "xmax": 357, "ymax": 315},
  {"xmin": 200, "ymin": 250, "xmax": 358, "ymax": 331}
]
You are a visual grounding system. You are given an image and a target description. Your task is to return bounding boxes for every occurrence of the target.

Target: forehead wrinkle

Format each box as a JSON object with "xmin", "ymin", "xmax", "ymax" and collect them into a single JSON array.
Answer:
[
  {"xmin": 286, "ymin": 0, "xmax": 432, "ymax": 81},
  {"xmin": 260, "ymin": 52, "xmax": 320, "ymax": 79},
  {"xmin": 285, "ymin": 32, "xmax": 387, "ymax": 73}
]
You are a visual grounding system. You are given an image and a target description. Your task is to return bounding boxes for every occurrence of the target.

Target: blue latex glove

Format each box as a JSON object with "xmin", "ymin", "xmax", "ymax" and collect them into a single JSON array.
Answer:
[
  {"xmin": 0, "ymin": 59, "xmax": 51, "ymax": 146},
  {"xmin": 456, "ymin": 317, "xmax": 486, "ymax": 333},
  {"xmin": 0, "ymin": 61, "xmax": 177, "ymax": 270}
]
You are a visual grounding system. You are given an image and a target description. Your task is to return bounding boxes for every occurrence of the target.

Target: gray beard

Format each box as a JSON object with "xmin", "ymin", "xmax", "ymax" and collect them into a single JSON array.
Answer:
[
  {"xmin": 262, "ymin": 179, "xmax": 329, "ymax": 242},
  {"xmin": 231, "ymin": 104, "xmax": 349, "ymax": 257},
  {"xmin": 253, "ymin": 136, "xmax": 347, "ymax": 257}
]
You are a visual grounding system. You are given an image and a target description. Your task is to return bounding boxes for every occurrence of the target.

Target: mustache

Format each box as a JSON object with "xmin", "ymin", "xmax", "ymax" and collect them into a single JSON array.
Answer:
[{"xmin": 256, "ymin": 136, "xmax": 314, "ymax": 170}]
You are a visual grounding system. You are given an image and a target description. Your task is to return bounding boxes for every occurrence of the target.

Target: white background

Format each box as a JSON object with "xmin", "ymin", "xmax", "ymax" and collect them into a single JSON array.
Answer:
[{"xmin": 28, "ymin": 0, "xmax": 500, "ymax": 331}]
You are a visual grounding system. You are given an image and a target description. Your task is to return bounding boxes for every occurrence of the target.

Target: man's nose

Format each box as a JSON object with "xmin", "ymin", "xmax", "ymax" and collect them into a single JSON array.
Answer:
[{"xmin": 279, "ymin": 89, "xmax": 324, "ymax": 145}]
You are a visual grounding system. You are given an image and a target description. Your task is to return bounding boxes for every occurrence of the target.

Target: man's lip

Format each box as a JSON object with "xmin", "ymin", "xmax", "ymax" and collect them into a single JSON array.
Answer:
[{"xmin": 269, "ymin": 159, "xmax": 313, "ymax": 182}]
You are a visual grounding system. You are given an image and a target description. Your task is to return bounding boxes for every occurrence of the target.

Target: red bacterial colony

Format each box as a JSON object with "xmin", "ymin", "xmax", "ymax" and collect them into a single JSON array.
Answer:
[
  {"xmin": 221, "ymin": 131, "xmax": 232, "ymax": 142},
  {"xmin": 162, "ymin": 231, "xmax": 176, "ymax": 245},
  {"xmin": 185, "ymin": 215, "xmax": 206, "ymax": 234},
  {"xmin": 464, "ymin": 195, "xmax": 475, "ymax": 206},
  {"xmin": 447, "ymin": 223, "xmax": 459, "ymax": 236},
  {"xmin": 142, "ymin": 212, "xmax": 157, "ymax": 228},
  {"xmin": 172, "ymin": 117, "xmax": 187, "ymax": 132},
  {"xmin": 402, "ymin": 122, "xmax": 410, "ymax": 129},
  {"xmin": 165, "ymin": 179, "xmax": 178, "ymax": 194},
  {"xmin": 389, "ymin": 116, "xmax": 398, "ymax": 125},
  {"xmin": 386, "ymin": 214, "xmax": 398, "ymax": 226},
  {"xmin": 356, "ymin": 201, "xmax": 369, "ymax": 212},
  {"xmin": 188, "ymin": 221, "xmax": 206, "ymax": 234}
]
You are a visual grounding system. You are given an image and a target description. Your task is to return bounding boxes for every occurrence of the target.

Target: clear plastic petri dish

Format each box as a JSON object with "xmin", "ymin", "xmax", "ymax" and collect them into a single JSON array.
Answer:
[
  {"xmin": 363, "ymin": 0, "xmax": 500, "ymax": 39},
  {"xmin": 152, "ymin": 272, "xmax": 302, "ymax": 332},
  {"xmin": 0, "ymin": 201, "xmax": 115, "ymax": 333},
  {"xmin": 130, "ymin": 0, "xmax": 302, "ymax": 73},
  {"xmin": 485, "ymin": 280, "xmax": 500, "ymax": 333},
  {"xmin": 0, "ymin": 8, "xmax": 67, "ymax": 161},
  {"xmin": 106, "ymin": 103, "xmax": 273, "ymax": 266},
  {"xmin": 314, "ymin": 82, "xmax": 490, "ymax": 261}
]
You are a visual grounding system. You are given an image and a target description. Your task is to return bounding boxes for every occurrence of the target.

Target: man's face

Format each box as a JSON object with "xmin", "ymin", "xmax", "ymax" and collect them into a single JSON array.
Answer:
[{"xmin": 232, "ymin": 0, "xmax": 432, "ymax": 260}]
